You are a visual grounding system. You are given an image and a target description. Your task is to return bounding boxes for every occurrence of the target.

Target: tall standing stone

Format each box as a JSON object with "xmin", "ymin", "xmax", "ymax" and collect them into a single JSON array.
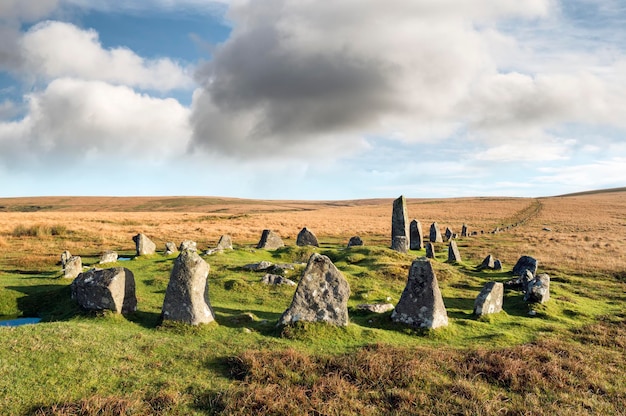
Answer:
[
  {"xmin": 278, "ymin": 253, "xmax": 350, "ymax": 326},
  {"xmin": 161, "ymin": 250, "xmax": 215, "ymax": 325},
  {"xmin": 256, "ymin": 230, "xmax": 284, "ymax": 250},
  {"xmin": 429, "ymin": 222, "xmax": 443, "ymax": 243},
  {"xmin": 296, "ymin": 227, "xmax": 319, "ymax": 247},
  {"xmin": 444, "ymin": 227, "xmax": 453, "ymax": 241},
  {"xmin": 391, "ymin": 257, "xmax": 448, "ymax": 329},
  {"xmin": 63, "ymin": 256, "xmax": 82, "ymax": 279},
  {"xmin": 447, "ymin": 240, "xmax": 461, "ymax": 263},
  {"xmin": 391, "ymin": 195, "xmax": 409, "ymax": 252},
  {"xmin": 60, "ymin": 250, "xmax": 72, "ymax": 267},
  {"xmin": 425, "ymin": 242, "xmax": 435, "ymax": 259},
  {"xmin": 461, "ymin": 224, "xmax": 468, "ymax": 237},
  {"xmin": 133, "ymin": 233, "xmax": 156, "ymax": 256},
  {"xmin": 409, "ymin": 219, "xmax": 424, "ymax": 250},
  {"xmin": 474, "ymin": 282, "xmax": 504, "ymax": 316},
  {"xmin": 71, "ymin": 267, "xmax": 137, "ymax": 314}
]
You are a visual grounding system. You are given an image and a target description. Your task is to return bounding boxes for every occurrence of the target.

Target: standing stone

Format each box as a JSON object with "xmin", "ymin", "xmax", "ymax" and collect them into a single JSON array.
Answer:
[
  {"xmin": 473, "ymin": 282, "xmax": 504, "ymax": 316},
  {"xmin": 71, "ymin": 267, "xmax": 137, "ymax": 314},
  {"xmin": 391, "ymin": 196, "xmax": 409, "ymax": 252},
  {"xmin": 60, "ymin": 250, "xmax": 72, "ymax": 267},
  {"xmin": 165, "ymin": 242, "xmax": 178, "ymax": 255},
  {"xmin": 447, "ymin": 240, "xmax": 461, "ymax": 263},
  {"xmin": 63, "ymin": 256, "xmax": 82, "ymax": 279},
  {"xmin": 461, "ymin": 224, "xmax": 468, "ymax": 237},
  {"xmin": 444, "ymin": 227, "xmax": 453, "ymax": 241},
  {"xmin": 429, "ymin": 222, "xmax": 443, "ymax": 243},
  {"xmin": 99, "ymin": 250, "xmax": 118, "ymax": 264},
  {"xmin": 179, "ymin": 240, "xmax": 197, "ymax": 252},
  {"xmin": 391, "ymin": 257, "xmax": 448, "ymax": 329},
  {"xmin": 391, "ymin": 236, "xmax": 409, "ymax": 253},
  {"xmin": 479, "ymin": 254, "xmax": 495, "ymax": 270},
  {"xmin": 216, "ymin": 235, "xmax": 233, "ymax": 250},
  {"xmin": 493, "ymin": 259, "xmax": 503, "ymax": 270},
  {"xmin": 524, "ymin": 273, "xmax": 550, "ymax": 303},
  {"xmin": 256, "ymin": 230, "xmax": 284, "ymax": 250},
  {"xmin": 296, "ymin": 227, "xmax": 319, "ymax": 247},
  {"xmin": 277, "ymin": 253, "xmax": 350, "ymax": 326},
  {"xmin": 425, "ymin": 242, "xmax": 435, "ymax": 259},
  {"xmin": 347, "ymin": 236, "xmax": 363, "ymax": 248},
  {"xmin": 133, "ymin": 233, "xmax": 156, "ymax": 256},
  {"xmin": 512, "ymin": 255, "xmax": 538, "ymax": 276},
  {"xmin": 161, "ymin": 250, "xmax": 215, "ymax": 325},
  {"xmin": 409, "ymin": 219, "xmax": 424, "ymax": 250}
]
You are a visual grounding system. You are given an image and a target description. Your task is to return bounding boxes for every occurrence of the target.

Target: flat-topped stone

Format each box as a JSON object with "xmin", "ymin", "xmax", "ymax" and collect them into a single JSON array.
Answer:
[{"xmin": 71, "ymin": 267, "xmax": 137, "ymax": 314}]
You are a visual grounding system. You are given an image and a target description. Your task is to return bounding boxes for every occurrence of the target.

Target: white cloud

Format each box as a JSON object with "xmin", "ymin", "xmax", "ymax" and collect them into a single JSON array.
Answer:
[
  {"xmin": 20, "ymin": 21, "xmax": 193, "ymax": 91},
  {"xmin": 0, "ymin": 78, "xmax": 191, "ymax": 167},
  {"xmin": 535, "ymin": 158, "xmax": 626, "ymax": 189}
]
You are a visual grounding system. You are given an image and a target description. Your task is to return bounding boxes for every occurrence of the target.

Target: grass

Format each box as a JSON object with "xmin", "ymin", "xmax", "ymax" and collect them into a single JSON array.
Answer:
[{"xmin": 0, "ymin": 193, "xmax": 625, "ymax": 414}]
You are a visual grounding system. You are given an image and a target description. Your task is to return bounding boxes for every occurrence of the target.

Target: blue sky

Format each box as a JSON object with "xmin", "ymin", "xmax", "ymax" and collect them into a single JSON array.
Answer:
[{"xmin": 1, "ymin": 0, "xmax": 625, "ymax": 200}]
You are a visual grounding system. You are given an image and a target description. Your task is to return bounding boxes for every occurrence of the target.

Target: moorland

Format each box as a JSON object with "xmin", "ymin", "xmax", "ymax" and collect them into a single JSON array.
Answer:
[{"xmin": 0, "ymin": 190, "xmax": 625, "ymax": 415}]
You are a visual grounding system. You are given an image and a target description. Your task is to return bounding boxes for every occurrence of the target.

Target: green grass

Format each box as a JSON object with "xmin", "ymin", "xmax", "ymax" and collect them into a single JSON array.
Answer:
[{"xmin": 1, "ymin": 243, "xmax": 625, "ymax": 414}]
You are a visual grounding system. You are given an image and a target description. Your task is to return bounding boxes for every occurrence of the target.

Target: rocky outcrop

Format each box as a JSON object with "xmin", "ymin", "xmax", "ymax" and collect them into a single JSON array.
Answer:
[
  {"xmin": 161, "ymin": 250, "xmax": 215, "ymax": 325},
  {"xmin": 278, "ymin": 254, "xmax": 350, "ymax": 326},
  {"xmin": 71, "ymin": 267, "xmax": 137, "ymax": 314},
  {"xmin": 391, "ymin": 257, "xmax": 448, "ymax": 329}
]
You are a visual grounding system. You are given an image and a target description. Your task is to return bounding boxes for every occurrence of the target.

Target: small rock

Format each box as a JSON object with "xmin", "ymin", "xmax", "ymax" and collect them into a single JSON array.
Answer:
[
  {"xmin": 164, "ymin": 242, "xmax": 178, "ymax": 255},
  {"xmin": 63, "ymin": 256, "xmax": 82, "ymax": 279},
  {"xmin": 261, "ymin": 274, "xmax": 296, "ymax": 286},
  {"xmin": 347, "ymin": 236, "xmax": 364, "ymax": 247},
  {"xmin": 216, "ymin": 235, "xmax": 233, "ymax": 250},
  {"xmin": 243, "ymin": 261, "xmax": 274, "ymax": 271},
  {"xmin": 356, "ymin": 303, "xmax": 395, "ymax": 314},
  {"xmin": 99, "ymin": 250, "xmax": 118, "ymax": 264}
]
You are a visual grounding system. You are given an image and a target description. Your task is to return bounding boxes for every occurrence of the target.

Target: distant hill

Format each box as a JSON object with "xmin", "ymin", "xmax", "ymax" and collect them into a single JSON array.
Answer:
[{"xmin": 554, "ymin": 186, "xmax": 626, "ymax": 197}]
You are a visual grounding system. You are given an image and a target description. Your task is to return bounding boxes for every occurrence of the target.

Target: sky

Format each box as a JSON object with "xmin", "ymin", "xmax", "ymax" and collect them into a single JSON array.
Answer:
[{"xmin": 1, "ymin": 0, "xmax": 625, "ymax": 200}]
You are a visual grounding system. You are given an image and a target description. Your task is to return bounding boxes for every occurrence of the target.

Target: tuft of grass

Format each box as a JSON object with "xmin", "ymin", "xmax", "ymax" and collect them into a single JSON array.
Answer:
[{"xmin": 11, "ymin": 224, "xmax": 68, "ymax": 237}]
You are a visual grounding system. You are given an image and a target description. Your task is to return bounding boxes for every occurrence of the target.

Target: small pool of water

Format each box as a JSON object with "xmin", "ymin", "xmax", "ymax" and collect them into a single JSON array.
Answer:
[
  {"xmin": 0, "ymin": 317, "xmax": 42, "ymax": 327},
  {"xmin": 118, "ymin": 257, "xmax": 132, "ymax": 261}
]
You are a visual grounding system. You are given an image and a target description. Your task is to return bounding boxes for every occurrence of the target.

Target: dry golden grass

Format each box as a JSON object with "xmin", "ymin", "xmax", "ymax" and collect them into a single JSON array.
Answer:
[{"xmin": 0, "ymin": 192, "xmax": 625, "ymax": 276}]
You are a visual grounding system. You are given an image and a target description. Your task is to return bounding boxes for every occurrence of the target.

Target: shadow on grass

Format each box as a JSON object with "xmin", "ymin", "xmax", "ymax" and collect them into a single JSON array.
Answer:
[
  {"xmin": 212, "ymin": 306, "xmax": 282, "ymax": 335},
  {"xmin": 7, "ymin": 284, "xmax": 80, "ymax": 321}
]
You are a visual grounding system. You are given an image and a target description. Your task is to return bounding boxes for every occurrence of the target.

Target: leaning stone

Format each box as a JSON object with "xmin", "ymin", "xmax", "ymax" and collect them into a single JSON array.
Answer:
[
  {"xmin": 479, "ymin": 254, "xmax": 495, "ymax": 270},
  {"xmin": 493, "ymin": 259, "xmax": 503, "ymax": 270},
  {"xmin": 161, "ymin": 250, "xmax": 215, "ymax": 325},
  {"xmin": 165, "ymin": 242, "xmax": 178, "ymax": 255},
  {"xmin": 133, "ymin": 233, "xmax": 156, "ymax": 256},
  {"xmin": 356, "ymin": 303, "xmax": 395, "ymax": 314},
  {"xmin": 60, "ymin": 250, "xmax": 72, "ymax": 267},
  {"xmin": 512, "ymin": 255, "xmax": 538, "ymax": 276},
  {"xmin": 425, "ymin": 242, "xmax": 435, "ymax": 259},
  {"xmin": 461, "ymin": 224, "xmax": 468, "ymax": 237},
  {"xmin": 391, "ymin": 257, "xmax": 448, "ymax": 329},
  {"xmin": 243, "ymin": 261, "xmax": 274, "ymax": 271},
  {"xmin": 256, "ymin": 229, "xmax": 284, "ymax": 250},
  {"xmin": 409, "ymin": 219, "xmax": 424, "ymax": 250},
  {"xmin": 447, "ymin": 240, "xmax": 461, "ymax": 263},
  {"xmin": 429, "ymin": 222, "xmax": 443, "ymax": 243},
  {"xmin": 179, "ymin": 240, "xmax": 197, "ymax": 252},
  {"xmin": 473, "ymin": 282, "xmax": 504, "ymax": 316},
  {"xmin": 296, "ymin": 227, "xmax": 319, "ymax": 247},
  {"xmin": 444, "ymin": 227, "xmax": 453, "ymax": 241},
  {"xmin": 99, "ymin": 250, "xmax": 118, "ymax": 264},
  {"xmin": 391, "ymin": 195, "xmax": 409, "ymax": 251},
  {"xmin": 261, "ymin": 274, "xmax": 296, "ymax": 286},
  {"xmin": 277, "ymin": 253, "xmax": 350, "ymax": 326},
  {"xmin": 63, "ymin": 256, "xmax": 82, "ymax": 279},
  {"xmin": 347, "ymin": 236, "xmax": 363, "ymax": 248},
  {"xmin": 70, "ymin": 267, "xmax": 137, "ymax": 314},
  {"xmin": 216, "ymin": 235, "xmax": 233, "ymax": 250},
  {"xmin": 524, "ymin": 273, "xmax": 550, "ymax": 303},
  {"xmin": 391, "ymin": 236, "xmax": 409, "ymax": 253}
]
